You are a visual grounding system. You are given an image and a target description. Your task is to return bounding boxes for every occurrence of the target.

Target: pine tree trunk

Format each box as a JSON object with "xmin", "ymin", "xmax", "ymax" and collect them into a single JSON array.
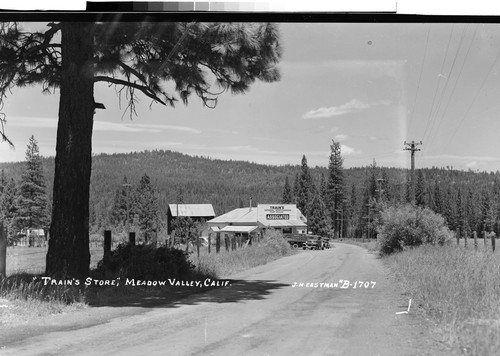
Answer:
[{"xmin": 46, "ymin": 22, "xmax": 95, "ymax": 279}]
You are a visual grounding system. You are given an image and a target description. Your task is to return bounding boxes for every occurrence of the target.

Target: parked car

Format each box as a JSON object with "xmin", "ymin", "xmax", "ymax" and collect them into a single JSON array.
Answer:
[
  {"xmin": 303, "ymin": 235, "xmax": 321, "ymax": 250},
  {"xmin": 302, "ymin": 235, "xmax": 331, "ymax": 250},
  {"xmin": 285, "ymin": 234, "xmax": 308, "ymax": 249}
]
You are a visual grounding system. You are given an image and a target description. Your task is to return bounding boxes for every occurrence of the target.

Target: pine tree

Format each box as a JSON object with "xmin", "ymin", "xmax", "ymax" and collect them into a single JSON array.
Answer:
[
  {"xmin": 415, "ymin": 170, "xmax": 426, "ymax": 207},
  {"xmin": 0, "ymin": 178, "xmax": 18, "ymax": 243},
  {"xmin": 308, "ymin": 192, "xmax": 330, "ymax": 236},
  {"xmin": 293, "ymin": 173, "xmax": 300, "ymax": 205},
  {"xmin": 296, "ymin": 155, "xmax": 313, "ymax": 218},
  {"xmin": 348, "ymin": 183, "xmax": 359, "ymax": 238},
  {"xmin": 456, "ymin": 187, "xmax": 466, "ymax": 235},
  {"xmin": 0, "ymin": 169, "xmax": 6, "ymax": 195},
  {"xmin": 319, "ymin": 172, "xmax": 328, "ymax": 206},
  {"xmin": 135, "ymin": 174, "xmax": 159, "ymax": 243},
  {"xmin": 281, "ymin": 176, "xmax": 293, "ymax": 204},
  {"xmin": 10, "ymin": 136, "xmax": 50, "ymax": 241},
  {"xmin": 381, "ymin": 169, "xmax": 391, "ymax": 202},
  {"xmin": 327, "ymin": 140, "xmax": 345, "ymax": 238},
  {"xmin": 110, "ymin": 176, "xmax": 133, "ymax": 228},
  {"xmin": 176, "ymin": 185, "xmax": 185, "ymax": 204},
  {"xmin": 0, "ymin": 21, "xmax": 282, "ymax": 278},
  {"xmin": 483, "ymin": 192, "xmax": 497, "ymax": 232}
]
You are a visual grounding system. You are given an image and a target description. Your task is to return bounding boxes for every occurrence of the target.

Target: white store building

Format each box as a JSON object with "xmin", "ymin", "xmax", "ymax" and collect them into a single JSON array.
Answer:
[{"xmin": 207, "ymin": 204, "xmax": 307, "ymax": 239}]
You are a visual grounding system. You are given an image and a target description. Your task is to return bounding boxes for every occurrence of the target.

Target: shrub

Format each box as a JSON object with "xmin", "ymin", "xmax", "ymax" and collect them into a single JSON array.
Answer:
[
  {"xmin": 93, "ymin": 243, "xmax": 195, "ymax": 280},
  {"xmin": 260, "ymin": 229, "xmax": 292, "ymax": 256},
  {"xmin": 377, "ymin": 204, "xmax": 453, "ymax": 255}
]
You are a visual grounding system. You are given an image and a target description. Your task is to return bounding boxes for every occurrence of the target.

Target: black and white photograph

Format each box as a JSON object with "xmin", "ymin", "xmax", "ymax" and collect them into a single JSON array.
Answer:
[{"xmin": 1, "ymin": 2, "xmax": 500, "ymax": 355}]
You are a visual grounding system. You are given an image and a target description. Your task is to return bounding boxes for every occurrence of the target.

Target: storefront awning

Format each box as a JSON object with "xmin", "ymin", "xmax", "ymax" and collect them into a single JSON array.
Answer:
[{"xmin": 220, "ymin": 226, "xmax": 259, "ymax": 233}]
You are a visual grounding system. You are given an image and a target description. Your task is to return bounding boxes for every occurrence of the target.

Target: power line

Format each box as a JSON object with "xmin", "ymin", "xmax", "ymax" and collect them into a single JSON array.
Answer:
[
  {"xmin": 425, "ymin": 24, "xmax": 478, "ymax": 153},
  {"xmin": 444, "ymin": 39, "xmax": 500, "ymax": 150},
  {"xmin": 421, "ymin": 25, "xmax": 455, "ymax": 143},
  {"xmin": 407, "ymin": 24, "xmax": 431, "ymax": 138},
  {"xmin": 422, "ymin": 24, "xmax": 468, "ymax": 152}
]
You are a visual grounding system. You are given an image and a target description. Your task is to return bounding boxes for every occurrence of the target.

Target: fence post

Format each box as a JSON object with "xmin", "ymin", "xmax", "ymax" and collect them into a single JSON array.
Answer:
[
  {"xmin": 216, "ymin": 232, "xmax": 220, "ymax": 254},
  {"xmin": 473, "ymin": 231, "xmax": 477, "ymax": 251},
  {"xmin": 104, "ymin": 230, "xmax": 112, "ymax": 260},
  {"xmin": 129, "ymin": 232, "xmax": 136, "ymax": 246},
  {"xmin": 491, "ymin": 232, "xmax": 496, "ymax": 253},
  {"xmin": 208, "ymin": 233, "xmax": 211, "ymax": 254},
  {"xmin": 483, "ymin": 231, "xmax": 487, "ymax": 247},
  {"xmin": 456, "ymin": 229, "xmax": 460, "ymax": 246},
  {"xmin": 0, "ymin": 223, "xmax": 7, "ymax": 278},
  {"xmin": 464, "ymin": 229, "xmax": 468, "ymax": 248}
]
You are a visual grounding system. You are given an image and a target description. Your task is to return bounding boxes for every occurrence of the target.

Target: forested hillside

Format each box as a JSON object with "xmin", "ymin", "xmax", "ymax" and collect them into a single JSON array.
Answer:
[{"xmin": 2, "ymin": 149, "xmax": 500, "ymax": 238}]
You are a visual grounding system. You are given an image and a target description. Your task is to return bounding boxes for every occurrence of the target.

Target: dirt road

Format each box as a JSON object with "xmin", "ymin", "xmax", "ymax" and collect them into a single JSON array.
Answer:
[{"xmin": 1, "ymin": 243, "xmax": 449, "ymax": 355}]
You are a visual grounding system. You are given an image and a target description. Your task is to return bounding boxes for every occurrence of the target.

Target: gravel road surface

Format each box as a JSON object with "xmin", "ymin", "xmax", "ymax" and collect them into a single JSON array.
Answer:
[{"xmin": 1, "ymin": 243, "xmax": 450, "ymax": 355}]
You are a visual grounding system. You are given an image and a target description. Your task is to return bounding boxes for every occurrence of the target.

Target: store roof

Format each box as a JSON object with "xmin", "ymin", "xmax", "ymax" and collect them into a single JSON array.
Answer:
[
  {"xmin": 208, "ymin": 208, "xmax": 257, "ymax": 224},
  {"xmin": 220, "ymin": 225, "xmax": 259, "ymax": 233},
  {"xmin": 168, "ymin": 204, "xmax": 216, "ymax": 217}
]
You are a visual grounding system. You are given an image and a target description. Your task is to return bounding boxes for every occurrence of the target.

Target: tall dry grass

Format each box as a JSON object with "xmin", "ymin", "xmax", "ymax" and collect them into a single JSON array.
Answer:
[
  {"xmin": 192, "ymin": 230, "xmax": 295, "ymax": 278},
  {"xmin": 385, "ymin": 243, "xmax": 500, "ymax": 355},
  {"xmin": 0, "ymin": 273, "xmax": 86, "ymax": 325}
]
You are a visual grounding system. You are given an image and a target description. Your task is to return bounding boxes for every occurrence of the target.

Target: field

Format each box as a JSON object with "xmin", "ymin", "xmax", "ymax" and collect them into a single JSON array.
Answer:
[{"xmin": 5, "ymin": 245, "xmax": 106, "ymax": 276}]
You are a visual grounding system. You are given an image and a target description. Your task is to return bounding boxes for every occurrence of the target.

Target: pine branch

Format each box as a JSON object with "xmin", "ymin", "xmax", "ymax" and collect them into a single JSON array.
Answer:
[{"xmin": 94, "ymin": 75, "xmax": 169, "ymax": 106}]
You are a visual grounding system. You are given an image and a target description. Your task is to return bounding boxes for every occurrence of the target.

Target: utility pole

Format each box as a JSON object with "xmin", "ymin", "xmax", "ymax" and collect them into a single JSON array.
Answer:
[
  {"xmin": 404, "ymin": 141, "xmax": 422, "ymax": 204},
  {"xmin": 376, "ymin": 178, "xmax": 385, "ymax": 203}
]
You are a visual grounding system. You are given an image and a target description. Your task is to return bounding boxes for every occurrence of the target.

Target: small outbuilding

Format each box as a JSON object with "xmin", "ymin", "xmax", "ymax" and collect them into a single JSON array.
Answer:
[{"xmin": 167, "ymin": 204, "xmax": 216, "ymax": 234}]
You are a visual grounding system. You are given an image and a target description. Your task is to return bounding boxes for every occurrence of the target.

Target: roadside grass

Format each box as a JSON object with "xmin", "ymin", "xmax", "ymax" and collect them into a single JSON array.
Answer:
[
  {"xmin": 191, "ymin": 233, "xmax": 295, "ymax": 278},
  {"xmin": 335, "ymin": 238, "xmax": 379, "ymax": 253},
  {"xmin": 384, "ymin": 243, "xmax": 500, "ymax": 355},
  {"xmin": 0, "ymin": 273, "xmax": 87, "ymax": 326}
]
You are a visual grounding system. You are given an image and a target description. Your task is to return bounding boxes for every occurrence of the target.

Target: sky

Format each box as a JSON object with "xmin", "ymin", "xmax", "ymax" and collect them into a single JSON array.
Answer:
[{"xmin": 3, "ymin": 18, "xmax": 500, "ymax": 172}]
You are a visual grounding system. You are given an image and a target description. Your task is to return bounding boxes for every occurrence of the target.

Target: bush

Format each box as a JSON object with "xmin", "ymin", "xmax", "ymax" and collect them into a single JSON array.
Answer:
[
  {"xmin": 377, "ymin": 204, "xmax": 453, "ymax": 255},
  {"xmin": 93, "ymin": 243, "xmax": 195, "ymax": 280},
  {"xmin": 260, "ymin": 229, "xmax": 292, "ymax": 256}
]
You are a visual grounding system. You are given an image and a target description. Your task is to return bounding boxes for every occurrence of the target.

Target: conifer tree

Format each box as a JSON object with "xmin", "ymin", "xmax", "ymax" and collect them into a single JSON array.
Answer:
[
  {"xmin": 135, "ymin": 173, "xmax": 159, "ymax": 243},
  {"xmin": 0, "ymin": 169, "xmax": 6, "ymax": 194},
  {"xmin": 415, "ymin": 170, "xmax": 426, "ymax": 207},
  {"xmin": 110, "ymin": 176, "xmax": 133, "ymax": 228},
  {"xmin": 0, "ymin": 178, "xmax": 18, "ymax": 243},
  {"xmin": 281, "ymin": 176, "xmax": 293, "ymax": 204},
  {"xmin": 308, "ymin": 192, "xmax": 330, "ymax": 236},
  {"xmin": 10, "ymin": 136, "xmax": 50, "ymax": 240},
  {"xmin": 296, "ymin": 155, "xmax": 313, "ymax": 218},
  {"xmin": 293, "ymin": 172, "xmax": 300, "ymax": 205},
  {"xmin": 326, "ymin": 140, "xmax": 345, "ymax": 237},
  {"xmin": 381, "ymin": 169, "xmax": 391, "ymax": 202}
]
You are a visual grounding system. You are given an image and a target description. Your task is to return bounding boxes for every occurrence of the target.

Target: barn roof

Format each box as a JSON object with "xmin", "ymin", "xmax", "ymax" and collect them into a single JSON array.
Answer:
[{"xmin": 168, "ymin": 204, "xmax": 216, "ymax": 217}]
